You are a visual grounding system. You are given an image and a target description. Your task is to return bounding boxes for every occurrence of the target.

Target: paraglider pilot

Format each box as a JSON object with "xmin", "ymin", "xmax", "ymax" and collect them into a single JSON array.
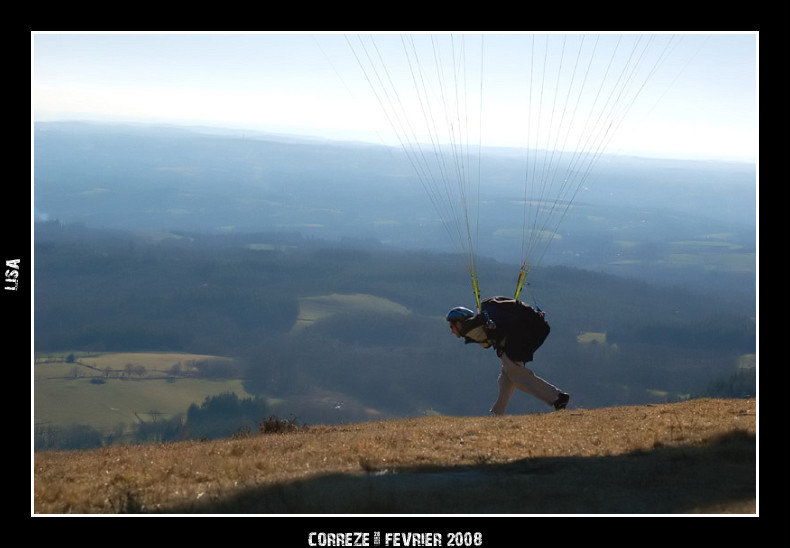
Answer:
[{"xmin": 447, "ymin": 296, "xmax": 569, "ymax": 414}]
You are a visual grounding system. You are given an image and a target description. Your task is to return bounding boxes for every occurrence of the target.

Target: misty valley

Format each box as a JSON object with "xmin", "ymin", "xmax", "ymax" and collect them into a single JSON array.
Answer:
[{"xmin": 32, "ymin": 122, "xmax": 756, "ymax": 450}]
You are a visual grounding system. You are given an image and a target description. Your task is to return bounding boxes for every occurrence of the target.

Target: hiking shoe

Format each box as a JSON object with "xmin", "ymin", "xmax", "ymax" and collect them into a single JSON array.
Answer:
[{"xmin": 554, "ymin": 393, "xmax": 569, "ymax": 410}]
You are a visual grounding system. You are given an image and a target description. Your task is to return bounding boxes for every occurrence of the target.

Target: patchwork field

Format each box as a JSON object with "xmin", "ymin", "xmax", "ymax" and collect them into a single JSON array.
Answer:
[{"xmin": 34, "ymin": 352, "xmax": 250, "ymax": 435}]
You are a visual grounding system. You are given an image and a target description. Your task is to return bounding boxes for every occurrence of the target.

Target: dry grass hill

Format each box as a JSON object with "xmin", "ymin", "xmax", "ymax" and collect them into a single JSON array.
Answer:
[{"xmin": 33, "ymin": 398, "xmax": 755, "ymax": 515}]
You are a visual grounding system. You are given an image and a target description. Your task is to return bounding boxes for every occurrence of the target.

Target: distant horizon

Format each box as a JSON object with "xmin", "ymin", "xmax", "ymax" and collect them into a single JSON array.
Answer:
[{"xmin": 32, "ymin": 116, "xmax": 758, "ymax": 165}]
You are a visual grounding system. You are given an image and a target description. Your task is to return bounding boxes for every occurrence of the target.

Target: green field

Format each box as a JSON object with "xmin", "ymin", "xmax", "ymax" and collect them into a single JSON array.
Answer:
[
  {"xmin": 576, "ymin": 331, "xmax": 607, "ymax": 345},
  {"xmin": 34, "ymin": 352, "xmax": 251, "ymax": 435},
  {"xmin": 292, "ymin": 292, "xmax": 410, "ymax": 331}
]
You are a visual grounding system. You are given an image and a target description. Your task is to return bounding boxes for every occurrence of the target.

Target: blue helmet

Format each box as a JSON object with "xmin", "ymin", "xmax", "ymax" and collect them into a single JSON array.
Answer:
[{"xmin": 446, "ymin": 307, "xmax": 475, "ymax": 322}]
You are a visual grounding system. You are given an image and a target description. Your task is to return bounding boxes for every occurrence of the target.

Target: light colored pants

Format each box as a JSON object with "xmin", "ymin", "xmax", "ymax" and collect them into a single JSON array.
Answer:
[{"xmin": 490, "ymin": 353, "xmax": 562, "ymax": 414}]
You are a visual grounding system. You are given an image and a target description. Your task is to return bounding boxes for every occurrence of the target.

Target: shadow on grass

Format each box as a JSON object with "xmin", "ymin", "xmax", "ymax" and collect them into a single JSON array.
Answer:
[{"xmin": 158, "ymin": 430, "xmax": 755, "ymax": 514}]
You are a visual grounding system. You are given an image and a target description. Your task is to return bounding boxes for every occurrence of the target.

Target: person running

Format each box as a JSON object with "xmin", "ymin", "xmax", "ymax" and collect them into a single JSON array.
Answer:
[{"xmin": 446, "ymin": 296, "xmax": 569, "ymax": 414}]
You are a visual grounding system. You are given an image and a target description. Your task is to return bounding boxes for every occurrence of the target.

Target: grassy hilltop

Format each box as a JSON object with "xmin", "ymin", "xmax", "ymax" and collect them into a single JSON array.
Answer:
[{"xmin": 34, "ymin": 397, "xmax": 755, "ymax": 515}]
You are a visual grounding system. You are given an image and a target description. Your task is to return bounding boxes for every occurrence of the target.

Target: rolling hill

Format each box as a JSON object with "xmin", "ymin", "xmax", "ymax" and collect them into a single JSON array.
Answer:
[{"xmin": 34, "ymin": 397, "xmax": 755, "ymax": 516}]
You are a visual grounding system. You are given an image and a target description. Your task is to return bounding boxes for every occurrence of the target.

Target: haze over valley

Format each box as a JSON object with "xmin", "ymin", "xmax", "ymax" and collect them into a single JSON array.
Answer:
[
  {"xmin": 33, "ymin": 121, "xmax": 757, "ymax": 448},
  {"xmin": 34, "ymin": 121, "xmax": 756, "ymax": 293}
]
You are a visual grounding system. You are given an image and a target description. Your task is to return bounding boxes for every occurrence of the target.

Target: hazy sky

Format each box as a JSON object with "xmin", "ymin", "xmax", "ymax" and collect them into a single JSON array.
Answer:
[{"xmin": 32, "ymin": 31, "xmax": 757, "ymax": 162}]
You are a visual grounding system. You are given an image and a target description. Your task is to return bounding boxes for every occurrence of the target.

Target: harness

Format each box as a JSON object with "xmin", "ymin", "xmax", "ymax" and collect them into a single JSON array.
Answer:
[{"xmin": 460, "ymin": 297, "xmax": 550, "ymax": 362}]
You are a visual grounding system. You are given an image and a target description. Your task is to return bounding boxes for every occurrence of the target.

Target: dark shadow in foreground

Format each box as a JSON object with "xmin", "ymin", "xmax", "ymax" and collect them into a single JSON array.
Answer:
[{"xmin": 157, "ymin": 430, "xmax": 755, "ymax": 514}]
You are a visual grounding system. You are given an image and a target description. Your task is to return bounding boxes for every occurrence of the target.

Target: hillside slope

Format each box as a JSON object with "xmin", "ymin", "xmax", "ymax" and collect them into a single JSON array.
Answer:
[{"xmin": 33, "ymin": 398, "xmax": 755, "ymax": 515}]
